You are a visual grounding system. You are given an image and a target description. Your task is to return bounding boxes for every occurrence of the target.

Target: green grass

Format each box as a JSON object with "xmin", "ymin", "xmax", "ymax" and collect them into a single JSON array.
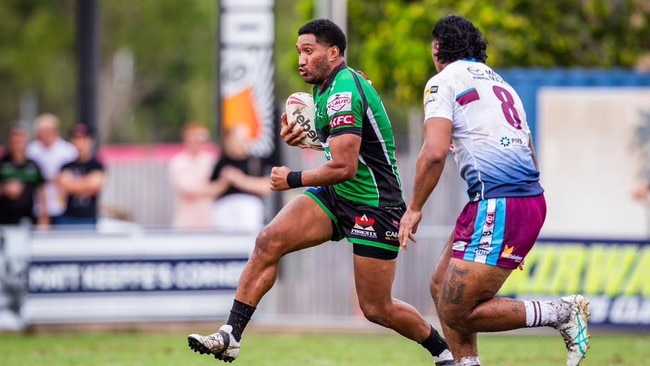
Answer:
[{"xmin": 0, "ymin": 330, "xmax": 648, "ymax": 365}]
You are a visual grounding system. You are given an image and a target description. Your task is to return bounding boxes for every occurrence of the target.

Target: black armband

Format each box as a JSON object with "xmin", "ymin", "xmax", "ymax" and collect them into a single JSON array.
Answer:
[{"xmin": 286, "ymin": 171, "xmax": 303, "ymax": 188}]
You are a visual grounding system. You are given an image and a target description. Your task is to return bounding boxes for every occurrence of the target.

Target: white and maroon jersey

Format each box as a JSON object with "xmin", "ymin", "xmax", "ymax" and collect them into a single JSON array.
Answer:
[{"xmin": 423, "ymin": 59, "xmax": 543, "ymax": 201}]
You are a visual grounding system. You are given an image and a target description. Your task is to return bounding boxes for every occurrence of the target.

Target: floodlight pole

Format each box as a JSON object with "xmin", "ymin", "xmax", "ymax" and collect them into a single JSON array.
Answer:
[{"xmin": 77, "ymin": 0, "xmax": 100, "ymax": 139}]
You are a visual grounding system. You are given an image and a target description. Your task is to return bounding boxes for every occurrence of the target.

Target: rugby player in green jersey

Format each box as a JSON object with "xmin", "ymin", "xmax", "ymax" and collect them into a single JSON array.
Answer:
[{"xmin": 188, "ymin": 19, "xmax": 453, "ymax": 365}]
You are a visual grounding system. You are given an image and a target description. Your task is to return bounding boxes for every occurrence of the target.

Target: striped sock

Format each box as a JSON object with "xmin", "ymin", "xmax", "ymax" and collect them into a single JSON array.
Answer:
[
  {"xmin": 455, "ymin": 356, "xmax": 480, "ymax": 366},
  {"xmin": 523, "ymin": 299, "xmax": 571, "ymax": 327}
]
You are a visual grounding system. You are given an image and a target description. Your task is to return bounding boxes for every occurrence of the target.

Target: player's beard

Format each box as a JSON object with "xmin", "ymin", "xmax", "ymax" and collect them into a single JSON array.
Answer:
[{"xmin": 302, "ymin": 56, "xmax": 331, "ymax": 86}]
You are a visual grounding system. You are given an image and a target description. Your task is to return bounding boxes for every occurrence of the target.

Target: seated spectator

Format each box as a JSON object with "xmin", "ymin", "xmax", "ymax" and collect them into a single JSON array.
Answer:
[
  {"xmin": 0, "ymin": 125, "xmax": 48, "ymax": 226},
  {"xmin": 56, "ymin": 124, "xmax": 105, "ymax": 227},
  {"xmin": 26, "ymin": 113, "xmax": 77, "ymax": 224},
  {"xmin": 210, "ymin": 124, "xmax": 271, "ymax": 233},
  {"xmin": 168, "ymin": 122, "xmax": 217, "ymax": 231}
]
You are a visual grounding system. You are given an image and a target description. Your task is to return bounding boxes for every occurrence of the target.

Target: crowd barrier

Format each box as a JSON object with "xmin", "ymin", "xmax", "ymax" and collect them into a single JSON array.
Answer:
[{"xmin": 1, "ymin": 226, "xmax": 648, "ymax": 331}]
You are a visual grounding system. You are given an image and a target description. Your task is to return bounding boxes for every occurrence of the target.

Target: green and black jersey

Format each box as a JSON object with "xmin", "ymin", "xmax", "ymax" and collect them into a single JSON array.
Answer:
[{"xmin": 313, "ymin": 62, "xmax": 403, "ymax": 207}]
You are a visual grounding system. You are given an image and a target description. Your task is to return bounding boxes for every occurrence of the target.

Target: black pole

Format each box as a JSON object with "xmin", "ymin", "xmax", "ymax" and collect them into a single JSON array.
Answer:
[{"xmin": 77, "ymin": 0, "xmax": 99, "ymax": 138}]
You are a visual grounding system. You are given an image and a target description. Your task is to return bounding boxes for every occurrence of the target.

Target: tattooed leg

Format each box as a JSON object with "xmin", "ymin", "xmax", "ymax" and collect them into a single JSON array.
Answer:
[{"xmin": 433, "ymin": 258, "xmax": 528, "ymax": 362}]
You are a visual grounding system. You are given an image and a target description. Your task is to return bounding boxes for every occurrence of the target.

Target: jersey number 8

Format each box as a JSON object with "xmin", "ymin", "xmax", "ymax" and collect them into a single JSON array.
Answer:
[{"xmin": 492, "ymin": 85, "xmax": 522, "ymax": 130}]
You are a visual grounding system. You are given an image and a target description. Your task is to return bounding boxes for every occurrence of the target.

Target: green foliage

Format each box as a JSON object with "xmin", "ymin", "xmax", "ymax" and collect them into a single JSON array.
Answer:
[
  {"xmin": 100, "ymin": 0, "xmax": 216, "ymax": 142},
  {"xmin": 339, "ymin": 0, "xmax": 650, "ymax": 106},
  {"xmin": 1, "ymin": 1, "xmax": 648, "ymax": 142},
  {"xmin": 274, "ymin": 0, "xmax": 314, "ymax": 101},
  {"xmin": 0, "ymin": 0, "xmax": 215, "ymax": 143},
  {"xmin": 0, "ymin": 0, "xmax": 76, "ymax": 135}
]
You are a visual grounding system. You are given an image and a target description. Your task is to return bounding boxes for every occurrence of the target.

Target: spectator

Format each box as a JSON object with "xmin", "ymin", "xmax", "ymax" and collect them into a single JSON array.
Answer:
[
  {"xmin": 26, "ymin": 113, "xmax": 77, "ymax": 224},
  {"xmin": 631, "ymin": 179, "xmax": 650, "ymax": 203},
  {"xmin": 210, "ymin": 124, "xmax": 271, "ymax": 233},
  {"xmin": 168, "ymin": 122, "xmax": 216, "ymax": 231},
  {"xmin": 0, "ymin": 125, "xmax": 48, "ymax": 226},
  {"xmin": 56, "ymin": 124, "xmax": 105, "ymax": 227}
]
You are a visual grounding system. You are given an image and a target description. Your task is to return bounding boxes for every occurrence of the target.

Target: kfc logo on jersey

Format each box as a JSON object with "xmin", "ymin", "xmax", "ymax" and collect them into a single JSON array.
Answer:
[
  {"xmin": 327, "ymin": 92, "xmax": 352, "ymax": 115},
  {"xmin": 329, "ymin": 114, "xmax": 354, "ymax": 128}
]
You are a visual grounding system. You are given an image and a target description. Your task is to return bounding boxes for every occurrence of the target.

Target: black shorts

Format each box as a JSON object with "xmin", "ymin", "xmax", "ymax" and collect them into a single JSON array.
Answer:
[{"xmin": 304, "ymin": 186, "xmax": 405, "ymax": 260}]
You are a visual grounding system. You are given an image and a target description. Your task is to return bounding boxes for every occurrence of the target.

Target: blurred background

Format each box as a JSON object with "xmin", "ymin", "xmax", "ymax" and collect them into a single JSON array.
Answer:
[{"xmin": 0, "ymin": 0, "xmax": 649, "ymax": 333}]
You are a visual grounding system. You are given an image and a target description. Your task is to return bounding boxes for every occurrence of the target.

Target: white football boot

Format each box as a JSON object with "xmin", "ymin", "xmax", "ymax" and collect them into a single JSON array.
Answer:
[
  {"xmin": 555, "ymin": 295, "xmax": 590, "ymax": 366},
  {"xmin": 433, "ymin": 349, "xmax": 455, "ymax": 365},
  {"xmin": 188, "ymin": 324, "xmax": 241, "ymax": 363}
]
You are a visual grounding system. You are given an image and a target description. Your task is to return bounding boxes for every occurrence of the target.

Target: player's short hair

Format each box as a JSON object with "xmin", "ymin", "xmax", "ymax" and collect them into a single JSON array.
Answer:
[
  {"xmin": 432, "ymin": 15, "xmax": 488, "ymax": 64},
  {"xmin": 298, "ymin": 19, "xmax": 347, "ymax": 57}
]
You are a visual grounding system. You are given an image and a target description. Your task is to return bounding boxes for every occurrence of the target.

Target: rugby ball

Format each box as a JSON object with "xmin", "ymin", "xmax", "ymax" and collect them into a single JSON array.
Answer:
[{"xmin": 285, "ymin": 92, "xmax": 320, "ymax": 148}]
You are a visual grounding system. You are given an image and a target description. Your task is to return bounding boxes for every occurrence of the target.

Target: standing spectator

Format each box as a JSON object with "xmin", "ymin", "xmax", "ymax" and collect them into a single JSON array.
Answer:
[
  {"xmin": 26, "ymin": 113, "xmax": 77, "ymax": 225},
  {"xmin": 210, "ymin": 124, "xmax": 271, "ymax": 233},
  {"xmin": 168, "ymin": 122, "xmax": 216, "ymax": 231},
  {"xmin": 56, "ymin": 124, "xmax": 105, "ymax": 227},
  {"xmin": 0, "ymin": 125, "xmax": 48, "ymax": 226}
]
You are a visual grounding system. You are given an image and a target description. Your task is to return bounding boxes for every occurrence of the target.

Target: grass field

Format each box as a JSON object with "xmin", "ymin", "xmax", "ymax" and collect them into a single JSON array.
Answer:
[{"xmin": 0, "ymin": 329, "xmax": 648, "ymax": 366}]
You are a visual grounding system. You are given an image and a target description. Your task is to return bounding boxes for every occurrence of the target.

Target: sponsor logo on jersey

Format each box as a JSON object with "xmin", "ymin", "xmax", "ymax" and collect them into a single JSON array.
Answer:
[
  {"xmin": 424, "ymin": 85, "xmax": 438, "ymax": 97},
  {"xmin": 485, "ymin": 212, "xmax": 495, "ymax": 226},
  {"xmin": 500, "ymin": 136, "xmax": 524, "ymax": 148},
  {"xmin": 350, "ymin": 214, "xmax": 378, "ymax": 239},
  {"xmin": 500, "ymin": 244, "xmax": 523, "ymax": 262},
  {"xmin": 424, "ymin": 85, "xmax": 439, "ymax": 105},
  {"xmin": 478, "ymin": 241, "xmax": 492, "ymax": 251},
  {"xmin": 476, "ymin": 241, "xmax": 493, "ymax": 256},
  {"xmin": 468, "ymin": 67, "xmax": 506, "ymax": 83},
  {"xmin": 452, "ymin": 241, "xmax": 467, "ymax": 251},
  {"xmin": 467, "ymin": 66, "xmax": 483, "ymax": 76},
  {"xmin": 327, "ymin": 92, "xmax": 352, "ymax": 115},
  {"xmin": 354, "ymin": 214, "xmax": 375, "ymax": 228},
  {"xmin": 384, "ymin": 231, "xmax": 399, "ymax": 241},
  {"xmin": 329, "ymin": 114, "xmax": 354, "ymax": 128},
  {"xmin": 476, "ymin": 248, "xmax": 491, "ymax": 256},
  {"xmin": 424, "ymin": 95, "xmax": 437, "ymax": 106}
]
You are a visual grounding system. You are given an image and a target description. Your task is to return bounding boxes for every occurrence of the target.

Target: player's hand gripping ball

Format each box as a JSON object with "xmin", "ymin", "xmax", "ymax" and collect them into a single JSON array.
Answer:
[{"xmin": 285, "ymin": 92, "xmax": 320, "ymax": 149}]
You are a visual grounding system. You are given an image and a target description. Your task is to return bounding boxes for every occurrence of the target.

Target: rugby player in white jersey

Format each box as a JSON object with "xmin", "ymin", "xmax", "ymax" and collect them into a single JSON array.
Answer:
[{"xmin": 399, "ymin": 15, "xmax": 590, "ymax": 366}]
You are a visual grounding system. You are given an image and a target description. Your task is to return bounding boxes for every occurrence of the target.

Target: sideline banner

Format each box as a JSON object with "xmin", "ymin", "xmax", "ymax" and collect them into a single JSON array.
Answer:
[
  {"xmin": 499, "ymin": 237, "xmax": 650, "ymax": 327},
  {"xmin": 219, "ymin": 0, "xmax": 275, "ymax": 158},
  {"xmin": 0, "ymin": 227, "xmax": 29, "ymax": 330},
  {"xmin": 23, "ymin": 230, "xmax": 254, "ymax": 324}
]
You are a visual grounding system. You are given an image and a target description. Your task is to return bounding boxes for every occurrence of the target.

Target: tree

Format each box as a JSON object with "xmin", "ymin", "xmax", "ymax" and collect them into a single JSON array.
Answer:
[
  {"xmin": 355, "ymin": 0, "xmax": 650, "ymax": 104},
  {"xmin": 285, "ymin": 0, "xmax": 650, "ymax": 109},
  {"xmin": 0, "ymin": 0, "xmax": 76, "ymax": 136},
  {"xmin": 0, "ymin": 0, "xmax": 216, "ymax": 144},
  {"xmin": 1, "ymin": 1, "xmax": 648, "ymax": 143}
]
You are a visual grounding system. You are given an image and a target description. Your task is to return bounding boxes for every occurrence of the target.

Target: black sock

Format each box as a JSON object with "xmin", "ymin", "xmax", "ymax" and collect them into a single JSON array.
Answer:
[
  {"xmin": 420, "ymin": 325, "xmax": 449, "ymax": 357},
  {"xmin": 227, "ymin": 299, "xmax": 256, "ymax": 342}
]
